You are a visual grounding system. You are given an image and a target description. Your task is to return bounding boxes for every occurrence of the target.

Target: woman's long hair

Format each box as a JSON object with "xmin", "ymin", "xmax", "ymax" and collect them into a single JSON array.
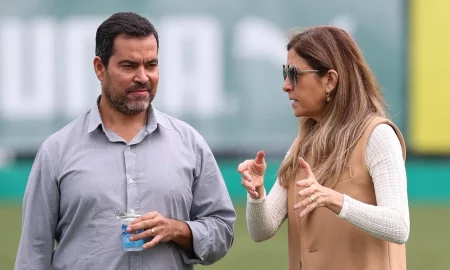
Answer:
[{"xmin": 278, "ymin": 26, "xmax": 387, "ymax": 188}]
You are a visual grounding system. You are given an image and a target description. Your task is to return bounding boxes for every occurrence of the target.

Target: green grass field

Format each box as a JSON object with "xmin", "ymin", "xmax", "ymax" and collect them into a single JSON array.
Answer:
[{"xmin": 2, "ymin": 204, "xmax": 450, "ymax": 270}]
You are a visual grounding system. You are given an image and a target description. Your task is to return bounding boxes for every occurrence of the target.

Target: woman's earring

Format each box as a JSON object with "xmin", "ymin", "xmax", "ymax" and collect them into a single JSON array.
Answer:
[{"xmin": 326, "ymin": 89, "xmax": 331, "ymax": 102}]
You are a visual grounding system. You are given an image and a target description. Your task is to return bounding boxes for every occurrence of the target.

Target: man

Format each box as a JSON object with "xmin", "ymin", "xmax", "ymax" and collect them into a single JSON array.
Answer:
[{"xmin": 15, "ymin": 12, "xmax": 236, "ymax": 270}]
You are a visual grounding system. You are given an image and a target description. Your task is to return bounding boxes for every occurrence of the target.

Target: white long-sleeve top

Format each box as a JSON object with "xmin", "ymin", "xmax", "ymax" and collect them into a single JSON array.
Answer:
[{"xmin": 246, "ymin": 124, "xmax": 410, "ymax": 244}]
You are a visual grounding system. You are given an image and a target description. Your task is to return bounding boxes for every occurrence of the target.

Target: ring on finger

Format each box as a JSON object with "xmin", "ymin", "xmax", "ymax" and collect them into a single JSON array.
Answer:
[
  {"xmin": 308, "ymin": 196, "xmax": 315, "ymax": 203},
  {"xmin": 150, "ymin": 227, "xmax": 155, "ymax": 236}
]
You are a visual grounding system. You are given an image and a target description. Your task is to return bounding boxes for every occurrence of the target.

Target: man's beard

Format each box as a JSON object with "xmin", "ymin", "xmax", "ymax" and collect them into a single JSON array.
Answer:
[{"xmin": 103, "ymin": 83, "xmax": 154, "ymax": 115}]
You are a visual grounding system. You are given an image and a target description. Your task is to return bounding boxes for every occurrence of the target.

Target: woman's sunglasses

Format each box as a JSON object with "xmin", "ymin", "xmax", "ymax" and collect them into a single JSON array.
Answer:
[{"xmin": 283, "ymin": 64, "xmax": 320, "ymax": 87}]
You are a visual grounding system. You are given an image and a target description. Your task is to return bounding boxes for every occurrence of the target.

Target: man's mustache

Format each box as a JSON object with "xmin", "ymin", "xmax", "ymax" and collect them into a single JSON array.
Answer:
[{"xmin": 125, "ymin": 84, "xmax": 152, "ymax": 94}]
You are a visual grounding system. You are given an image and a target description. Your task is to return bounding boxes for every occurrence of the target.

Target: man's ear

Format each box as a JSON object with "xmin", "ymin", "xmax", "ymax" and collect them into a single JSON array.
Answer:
[{"xmin": 93, "ymin": 56, "xmax": 106, "ymax": 81}]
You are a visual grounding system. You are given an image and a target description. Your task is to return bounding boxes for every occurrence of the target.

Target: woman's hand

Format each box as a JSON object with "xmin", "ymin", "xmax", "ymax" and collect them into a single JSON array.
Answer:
[
  {"xmin": 294, "ymin": 157, "xmax": 344, "ymax": 217},
  {"xmin": 237, "ymin": 150, "xmax": 266, "ymax": 199}
]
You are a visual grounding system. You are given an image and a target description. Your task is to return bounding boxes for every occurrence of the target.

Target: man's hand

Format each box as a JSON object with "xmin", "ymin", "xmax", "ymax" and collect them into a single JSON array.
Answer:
[{"xmin": 126, "ymin": 211, "xmax": 193, "ymax": 250}]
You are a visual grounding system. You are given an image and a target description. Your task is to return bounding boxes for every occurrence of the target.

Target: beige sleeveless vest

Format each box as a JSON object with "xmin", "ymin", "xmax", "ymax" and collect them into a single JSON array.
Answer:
[{"xmin": 287, "ymin": 116, "xmax": 407, "ymax": 270}]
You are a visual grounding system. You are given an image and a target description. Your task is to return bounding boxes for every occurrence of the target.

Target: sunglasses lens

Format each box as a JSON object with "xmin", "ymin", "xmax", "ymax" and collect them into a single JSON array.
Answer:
[
  {"xmin": 288, "ymin": 65, "xmax": 297, "ymax": 86},
  {"xmin": 283, "ymin": 65, "xmax": 298, "ymax": 86}
]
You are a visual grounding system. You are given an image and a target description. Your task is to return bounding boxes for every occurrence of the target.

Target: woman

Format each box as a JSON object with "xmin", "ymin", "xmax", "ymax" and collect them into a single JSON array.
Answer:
[{"xmin": 238, "ymin": 26, "xmax": 409, "ymax": 270}]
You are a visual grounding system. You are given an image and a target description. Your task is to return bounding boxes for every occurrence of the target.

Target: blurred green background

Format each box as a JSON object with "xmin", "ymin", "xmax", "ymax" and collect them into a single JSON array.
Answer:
[
  {"xmin": 2, "ymin": 158, "xmax": 450, "ymax": 269},
  {"xmin": 2, "ymin": 0, "xmax": 450, "ymax": 269},
  {"xmin": 2, "ymin": 204, "xmax": 450, "ymax": 270}
]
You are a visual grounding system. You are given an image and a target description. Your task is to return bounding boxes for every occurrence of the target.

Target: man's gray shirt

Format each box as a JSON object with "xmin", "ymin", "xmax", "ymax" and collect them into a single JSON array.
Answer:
[{"xmin": 15, "ymin": 101, "xmax": 236, "ymax": 270}]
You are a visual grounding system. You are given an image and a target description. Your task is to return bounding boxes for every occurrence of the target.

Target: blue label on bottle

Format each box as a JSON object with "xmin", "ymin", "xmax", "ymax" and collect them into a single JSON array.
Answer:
[{"xmin": 121, "ymin": 224, "xmax": 144, "ymax": 251}]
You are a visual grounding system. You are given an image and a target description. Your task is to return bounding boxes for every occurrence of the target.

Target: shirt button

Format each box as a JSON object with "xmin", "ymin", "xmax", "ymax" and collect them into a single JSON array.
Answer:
[
  {"xmin": 130, "ymin": 209, "xmax": 135, "ymax": 214},
  {"xmin": 128, "ymin": 178, "xmax": 134, "ymax": 184},
  {"xmin": 126, "ymin": 146, "xmax": 131, "ymax": 149}
]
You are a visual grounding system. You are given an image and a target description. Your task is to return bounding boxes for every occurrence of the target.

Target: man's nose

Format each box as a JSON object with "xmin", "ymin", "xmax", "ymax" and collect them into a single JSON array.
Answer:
[{"xmin": 134, "ymin": 67, "xmax": 149, "ymax": 84}]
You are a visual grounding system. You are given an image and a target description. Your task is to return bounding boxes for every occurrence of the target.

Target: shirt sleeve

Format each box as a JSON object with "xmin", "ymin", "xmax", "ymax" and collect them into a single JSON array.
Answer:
[
  {"xmin": 181, "ymin": 136, "xmax": 236, "ymax": 265},
  {"xmin": 15, "ymin": 140, "xmax": 60, "ymax": 270},
  {"xmin": 245, "ymin": 179, "xmax": 288, "ymax": 242},
  {"xmin": 245, "ymin": 146, "xmax": 292, "ymax": 242},
  {"xmin": 337, "ymin": 124, "xmax": 410, "ymax": 244}
]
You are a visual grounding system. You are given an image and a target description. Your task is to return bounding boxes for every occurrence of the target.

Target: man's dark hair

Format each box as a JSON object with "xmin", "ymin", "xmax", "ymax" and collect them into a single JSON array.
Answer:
[{"xmin": 95, "ymin": 12, "xmax": 159, "ymax": 68}]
